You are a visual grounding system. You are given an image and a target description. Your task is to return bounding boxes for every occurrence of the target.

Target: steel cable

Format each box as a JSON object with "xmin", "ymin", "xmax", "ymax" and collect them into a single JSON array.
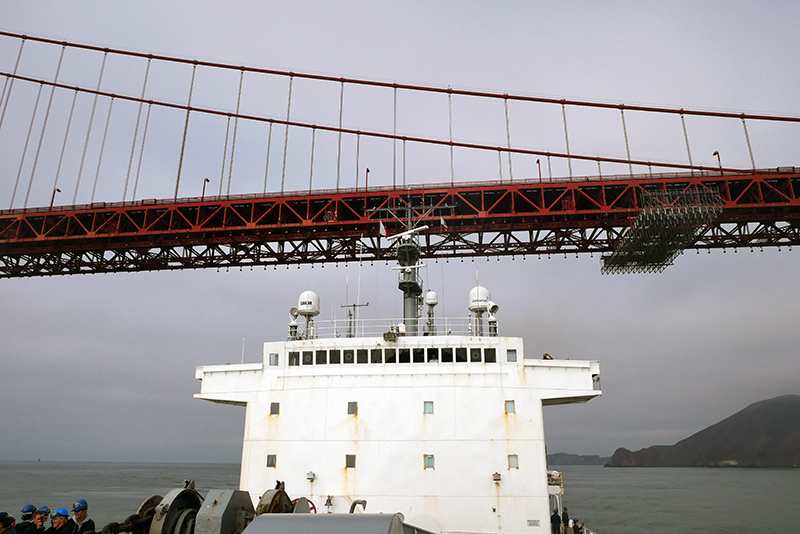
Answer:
[
  {"xmin": 91, "ymin": 96, "xmax": 116, "ymax": 203},
  {"xmin": 0, "ymin": 37, "xmax": 25, "ymax": 142},
  {"xmin": 226, "ymin": 68, "xmax": 244, "ymax": 196},
  {"xmin": 25, "ymin": 45, "xmax": 67, "ymax": 208},
  {"xmin": 73, "ymin": 51, "xmax": 108, "ymax": 204},
  {"xmin": 124, "ymin": 57, "xmax": 151, "ymax": 201},
  {"xmin": 131, "ymin": 103, "xmax": 152, "ymax": 201},
  {"xmin": 10, "ymin": 82, "xmax": 43, "ymax": 208},
  {"xmin": 280, "ymin": 75, "xmax": 293, "ymax": 193},
  {"xmin": 175, "ymin": 63, "xmax": 198, "ymax": 199},
  {"xmin": 53, "ymin": 89, "xmax": 79, "ymax": 198}
]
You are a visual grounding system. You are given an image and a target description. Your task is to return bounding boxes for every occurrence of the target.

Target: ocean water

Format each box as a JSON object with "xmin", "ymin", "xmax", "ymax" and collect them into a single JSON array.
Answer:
[
  {"xmin": 1, "ymin": 461, "xmax": 798, "ymax": 533},
  {"xmin": 0, "ymin": 462, "xmax": 240, "ymax": 528},
  {"xmin": 556, "ymin": 465, "xmax": 800, "ymax": 534}
]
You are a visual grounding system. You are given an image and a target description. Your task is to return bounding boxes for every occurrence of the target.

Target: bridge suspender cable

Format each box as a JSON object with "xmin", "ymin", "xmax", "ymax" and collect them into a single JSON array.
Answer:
[
  {"xmin": 124, "ymin": 57, "xmax": 151, "ymax": 201},
  {"xmin": 11, "ymin": 82, "xmax": 42, "ymax": 208},
  {"xmin": 25, "ymin": 44, "xmax": 65, "ymax": 208},
  {"xmin": 227, "ymin": 68, "xmax": 244, "ymax": 196},
  {"xmin": 74, "ymin": 51, "xmax": 107, "ymax": 205},
  {"xmin": 175, "ymin": 63, "xmax": 197, "ymax": 199}
]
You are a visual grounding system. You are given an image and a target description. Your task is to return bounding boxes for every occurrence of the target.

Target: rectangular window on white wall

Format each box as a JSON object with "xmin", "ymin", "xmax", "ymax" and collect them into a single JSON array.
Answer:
[
  {"xmin": 348, "ymin": 401, "xmax": 358, "ymax": 415},
  {"xmin": 346, "ymin": 455, "xmax": 356, "ymax": 468},
  {"xmin": 423, "ymin": 401, "xmax": 434, "ymax": 414},
  {"xmin": 270, "ymin": 402, "xmax": 280, "ymax": 415},
  {"xmin": 424, "ymin": 455, "xmax": 435, "ymax": 469},
  {"xmin": 506, "ymin": 349, "xmax": 517, "ymax": 362},
  {"xmin": 269, "ymin": 353, "xmax": 279, "ymax": 366},
  {"xmin": 508, "ymin": 454, "xmax": 519, "ymax": 469},
  {"xmin": 267, "ymin": 454, "xmax": 277, "ymax": 468},
  {"xmin": 505, "ymin": 400, "xmax": 516, "ymax": 414}
]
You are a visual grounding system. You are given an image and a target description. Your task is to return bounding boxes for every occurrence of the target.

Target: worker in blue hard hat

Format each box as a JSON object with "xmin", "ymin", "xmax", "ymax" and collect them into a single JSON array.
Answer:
[
  {"xmin": 19, "ymin": 507, "xmax": 49, "ymax": 534},
  {"xmin": 43, "ymin": 509, "xmax": 72, "ymax": 534},
  {"xmin": 15, "ymin": 506, "xmax": 35, "ymax": 534},
  {"xmin": 68, "ymin": 501, "xmax": 93, "ymax": 534}
]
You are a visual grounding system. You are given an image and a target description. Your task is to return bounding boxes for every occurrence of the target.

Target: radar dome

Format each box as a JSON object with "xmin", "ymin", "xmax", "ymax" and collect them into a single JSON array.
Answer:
[
  {"xmin": 468, "ymin": 286, "xmax": 491, "ymax": 313},
  {"xmin": 297, "ymin": 290, "xmax": 320, "ymax": 317},
  {"xmin": 425, "ymin": 290, "xmax": 439, "ymax": 307}
]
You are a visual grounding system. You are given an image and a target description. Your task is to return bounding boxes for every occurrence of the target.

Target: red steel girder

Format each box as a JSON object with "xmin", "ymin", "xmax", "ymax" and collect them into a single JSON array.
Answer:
[{"xmin": 1, "ymin": 169, "xmax": 798, "ymax": 278}]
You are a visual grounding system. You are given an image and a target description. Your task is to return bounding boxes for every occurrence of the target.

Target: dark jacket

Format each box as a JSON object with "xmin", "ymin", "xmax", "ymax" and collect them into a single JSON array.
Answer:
[
  {"xmin": 551, "ymin": 512, "xmax": 561, "ymax": 530},
  {"xmin": 71, "ymin": 520, "xmax": 94, "ymax": 534},
  {"xmin": 21, "ymin": 523, "xmax": 45, "ymax": 534},
  {"xmin": 44, "ymin": 520, "xmax": 74, "ymax": 534}
]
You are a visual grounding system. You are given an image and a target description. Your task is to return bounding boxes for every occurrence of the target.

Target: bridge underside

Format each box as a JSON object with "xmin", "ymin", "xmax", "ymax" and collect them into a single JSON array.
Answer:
[{"xmin": 1, "ymin": 170, "xmax": 798, "ymax": 278}]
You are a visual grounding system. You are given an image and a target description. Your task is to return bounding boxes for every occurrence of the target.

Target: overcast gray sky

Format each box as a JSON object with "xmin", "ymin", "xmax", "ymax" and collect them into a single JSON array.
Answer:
[{"xmin": 0, "ymin": 1, "xmax": 798, "ymax": 463}]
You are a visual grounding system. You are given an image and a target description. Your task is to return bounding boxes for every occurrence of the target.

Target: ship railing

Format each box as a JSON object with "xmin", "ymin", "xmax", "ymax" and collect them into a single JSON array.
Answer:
[{"xmin": 291, "ymin": 315, "xmax": 499, "ymax": 340}]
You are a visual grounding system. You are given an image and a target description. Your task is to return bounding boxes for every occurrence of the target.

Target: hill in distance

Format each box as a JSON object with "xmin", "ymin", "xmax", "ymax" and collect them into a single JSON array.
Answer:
[
  {"xmin": 606, "ymin": 394, "xmax": 800, "ymax": 467},
  {"xmin": 547, "ymin": 453, "xmax": 610, "ymax": 466}
]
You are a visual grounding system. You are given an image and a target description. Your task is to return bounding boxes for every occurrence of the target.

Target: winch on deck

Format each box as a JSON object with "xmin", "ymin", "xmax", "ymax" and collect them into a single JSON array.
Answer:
[{"xmin": 109, "ymin": 480, "xmax": 433, "ymax": 534}]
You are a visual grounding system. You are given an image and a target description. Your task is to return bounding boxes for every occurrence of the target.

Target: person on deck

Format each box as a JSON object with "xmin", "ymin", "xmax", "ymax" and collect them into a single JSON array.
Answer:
[
  {"xmin": 0, "ymin": 512, "xmax": 18, "ymax": 534},
  {"xmin": 20, "ymin": 508, "xmax": 49, "ymax": 534},
  {"xmin": 43, "ymin": 509, "xmax": 73, "ymax": 534},
  {"xmin": 550, "ymin": 509, "xmax": 561, "ymax": 534},
  {"xmin": 561, "ymin": 507, "xmax": 570, "ymax": 533},
  {"xmin": 69, "ymin": 501, "xmax": 93, "ymax": 534},
  {"xmin": 16, "ymin": 506, "xmax": 36, "ymax": 534}
]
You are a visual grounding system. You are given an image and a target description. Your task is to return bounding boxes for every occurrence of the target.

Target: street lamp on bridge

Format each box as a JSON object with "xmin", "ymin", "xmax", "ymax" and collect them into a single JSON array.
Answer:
[
  {"xmin": 713, "ymin": 151, "xmax": 723, "ymax": 175},
  {"xmin": 49, "ymin": 188, "xmax": 61, "ymax": 210},
  {"xmin": 201, "ymin": 178, "xmax": 210, "ymax": 201}
]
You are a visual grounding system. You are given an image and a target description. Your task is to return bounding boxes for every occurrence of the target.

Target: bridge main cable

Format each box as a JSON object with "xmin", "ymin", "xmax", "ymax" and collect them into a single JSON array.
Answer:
[
  {"xmin": 2, "ymin": 31, "xmax": 800, "ymax": 123},
  {"xmin": 0, "ymin": 70, "xmax": 762, "ymax": 175}
]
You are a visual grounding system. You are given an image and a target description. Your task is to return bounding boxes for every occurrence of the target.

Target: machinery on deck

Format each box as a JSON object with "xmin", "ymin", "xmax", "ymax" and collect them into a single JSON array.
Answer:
[{"xmin": 106, "ymin": 480, "xmax": 432, "ymax": 534}]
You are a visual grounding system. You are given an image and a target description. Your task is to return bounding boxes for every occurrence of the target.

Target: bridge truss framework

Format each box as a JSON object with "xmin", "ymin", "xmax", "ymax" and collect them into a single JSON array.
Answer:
[{"xmin": 0, "ymin": 169, "xmax": 798, "ymax": 278}]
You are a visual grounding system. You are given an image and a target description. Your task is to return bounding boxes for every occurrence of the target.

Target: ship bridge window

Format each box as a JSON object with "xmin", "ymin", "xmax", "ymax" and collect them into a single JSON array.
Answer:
[
  {"xmin": 329, "ymin": 350, "xmax": 341, "ymax": 364},
  {"xmin": 344, "ymin": 350, "xmax": 355, "ymax": 364},
  {"xmin": 346, "ymin": 454, "xmax": 356, "ymax": 468},
  {"xmin": 357, "ymin": 349, "xmax": 368, "ymax": 364},
  {"xmin": 424, "ymin": 455, "xmax": 435, "ymax": 469},
  {"xmin": 508, "ymin": 454, "xmax": 518, "ymax": 469},
  {"xmin": 267, "ymin": 454, "xmax": 276, "ymax": 468},
  {"xmin": 470, "ymin": 348, "xmax": 482, "ymax": 362},
  {"xmin": 399, "ymin": 348, "xmax": 411, "ymax": 363},
  {"xmin": 385, "ymin": 348, "xmax": 397, "ymax": 363},
  {"xmin": 413, "ymin": 348, "xmax": 425, "ymax": 363},
  {"xmin": 505, "ymin": 400, "xmax": 516, "ymax": 414},
  {"xmin": 269, "ymin": 353, "xmax": 279, "ymax": 366},
  {"xmin": 455, "ymin": 347, "xmax": 467, "ymax": 362},
  {"xmin": 506, "ymin": 349, "xmax": 517, "ymax": 362},
  {"xmin": 427, "ymin": 348, "xmax": 439, "ymax": 362},
  {"xmin": 348, "ymin": 401, "xmax": 358, "ymax": 415},
  {"xmin": 371, "ymin": 349, "xmax": 383, "ymax": 363},
  {"xmin": 270, "ymin": 402, "xmax": 280, "ymax": 415},
  {"xmin": 316, "ymin": 350, "xmax": 327, "ymax": 365},
  {"xmin": 441, "ymin": 347, "xmax": 453, "ymax": 363},
  {"xmin": 302, "ymin": 351, "xmax": 313, "ymax": 365},
  {"xmin": 423, "ymin": 401, "xmax": 434, "ymax": 414},
  {"xmin": 485, "ymin": 348, "xmax": 496, "ymax": 363},
  {"xmin": 288, "ymin": 352, "xmax": 300, "ymax": 366}
]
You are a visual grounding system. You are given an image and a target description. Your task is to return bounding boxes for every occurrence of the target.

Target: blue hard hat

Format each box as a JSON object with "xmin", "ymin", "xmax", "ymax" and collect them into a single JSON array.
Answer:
[
  {"xmin": 53, "ymin": 509, "xmax": 69, "ymax": 519},
  {"xmin": 71, "ymin": 500, "xmax": 87, "ymax": 512},
  {"xmin": 37, "ymin": 506, "xmax": 50, "ymax": 516},
  {"xmin": 21, "ymin": 505, "xmax": 36, "ymax": 518}
]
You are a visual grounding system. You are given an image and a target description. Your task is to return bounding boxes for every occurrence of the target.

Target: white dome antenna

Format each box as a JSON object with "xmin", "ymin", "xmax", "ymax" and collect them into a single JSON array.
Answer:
[{"xmin": 468, "ymin": 286, "xmax": 499, "ymax": 336}]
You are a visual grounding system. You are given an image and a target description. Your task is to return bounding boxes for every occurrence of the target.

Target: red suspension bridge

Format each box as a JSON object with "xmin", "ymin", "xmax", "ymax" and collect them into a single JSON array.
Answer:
[{"xmin": 0, "ymin": 31, "xmax": 798, "ymax": 278}]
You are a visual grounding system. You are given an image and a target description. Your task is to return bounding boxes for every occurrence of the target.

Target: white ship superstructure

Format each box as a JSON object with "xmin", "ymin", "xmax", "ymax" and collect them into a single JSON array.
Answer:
[{"xmin": 195, "ymin": 227, "xmax": 601, "ymax": 534}]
